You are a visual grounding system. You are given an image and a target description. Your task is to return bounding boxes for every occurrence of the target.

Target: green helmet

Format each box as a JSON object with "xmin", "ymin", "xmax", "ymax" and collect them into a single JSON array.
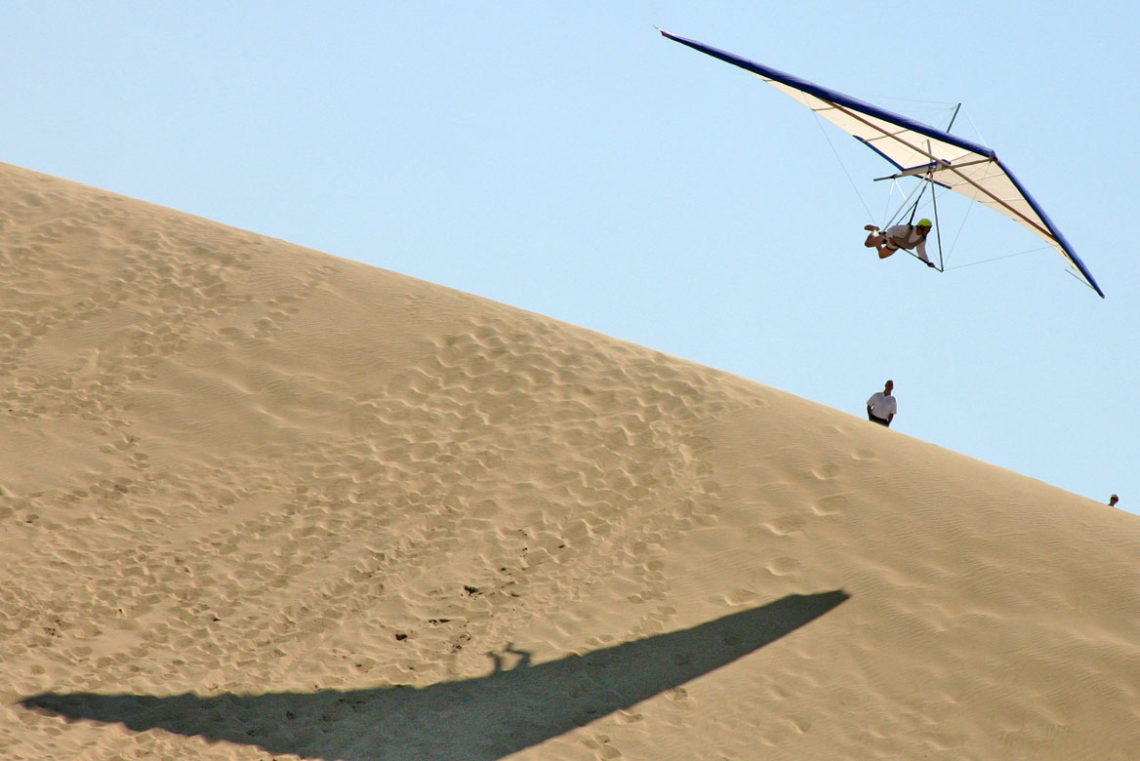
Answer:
[{"xmin": 916, "ymin": 218, "xmax": 932, "ymax": 228}]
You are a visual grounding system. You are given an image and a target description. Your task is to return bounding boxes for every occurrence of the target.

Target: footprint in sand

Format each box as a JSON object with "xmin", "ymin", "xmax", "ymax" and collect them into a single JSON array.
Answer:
[
  {"xmin": 766, "ymin": 556, "xmax": 801, "ymax": 576},
  {"xmin": 811, "ymin": 494, "xmax": 848, "ymax": 516}
]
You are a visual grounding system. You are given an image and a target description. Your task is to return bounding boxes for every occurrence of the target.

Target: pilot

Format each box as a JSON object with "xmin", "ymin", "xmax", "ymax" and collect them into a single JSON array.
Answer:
[{"xmin": 863, "ymin": 220, "xmax": 936, "ymax": 267}]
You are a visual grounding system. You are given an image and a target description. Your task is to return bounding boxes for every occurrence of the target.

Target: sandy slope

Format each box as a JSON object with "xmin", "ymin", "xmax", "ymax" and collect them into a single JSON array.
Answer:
[{"xmin": 1, "ymin": 162, "xmax": 1136, "ymax": 761}]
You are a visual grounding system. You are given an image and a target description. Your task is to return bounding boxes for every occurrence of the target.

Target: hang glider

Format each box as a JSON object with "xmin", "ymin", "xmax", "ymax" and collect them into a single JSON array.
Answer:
[{"xmin": 661, "ymin": 30, "xmax": 1104, "ymax": 298}]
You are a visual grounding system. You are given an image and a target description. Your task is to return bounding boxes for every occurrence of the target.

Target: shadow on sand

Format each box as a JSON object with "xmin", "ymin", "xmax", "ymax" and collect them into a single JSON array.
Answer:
[{"xmin": 22, "ymin": 590, "xmax": 848, "ymax": 761}]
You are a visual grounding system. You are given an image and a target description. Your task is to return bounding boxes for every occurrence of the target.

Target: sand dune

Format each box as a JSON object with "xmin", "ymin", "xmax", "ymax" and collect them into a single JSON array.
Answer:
[{"xmin": 1, "ymin": 162, "xmax": 1137, "ymax": 760}]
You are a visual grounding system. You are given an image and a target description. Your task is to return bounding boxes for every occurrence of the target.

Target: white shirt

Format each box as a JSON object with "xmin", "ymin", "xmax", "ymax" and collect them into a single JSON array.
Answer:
[
  {"xmin": 867, "ymin": 391, "xmax": 897, "ymax": 420},
  {"xmin": 884, "ymin": 224, "xmax": 930, "ymax": 263}
]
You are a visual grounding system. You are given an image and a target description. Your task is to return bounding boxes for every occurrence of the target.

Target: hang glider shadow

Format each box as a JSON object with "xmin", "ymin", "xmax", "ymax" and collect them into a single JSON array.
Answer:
[{"xmin": 23, "ymin": 590, "xmax": 849, "ymax": 761}]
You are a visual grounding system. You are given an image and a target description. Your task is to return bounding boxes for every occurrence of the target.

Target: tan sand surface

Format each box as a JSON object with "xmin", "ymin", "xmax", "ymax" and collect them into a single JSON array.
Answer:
[{"xmin": 1, "ymin": 162, "xmax": 1137, "ymax": 760}]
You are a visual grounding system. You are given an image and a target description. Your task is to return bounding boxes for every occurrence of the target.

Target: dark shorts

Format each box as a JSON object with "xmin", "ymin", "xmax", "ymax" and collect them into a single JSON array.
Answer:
[{"xmin": 868, "ymin": 412, "xmax": 891, "ymax": 427}]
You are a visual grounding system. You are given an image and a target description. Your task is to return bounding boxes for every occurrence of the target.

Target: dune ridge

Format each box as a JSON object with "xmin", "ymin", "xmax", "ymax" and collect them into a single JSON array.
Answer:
[{"xmin": 1, "ymin": 162, "xmax": 1136, "ymax": 760}]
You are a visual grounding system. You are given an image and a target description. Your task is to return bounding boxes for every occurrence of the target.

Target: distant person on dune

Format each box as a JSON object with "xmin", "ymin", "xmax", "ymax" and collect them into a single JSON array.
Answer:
[
  {"xmin": 1108, "ymin": 494, "xmax": 1119, "ymax": 507},
  {"xmin": 866, "ymin": 380, "xmax": 896, "ymax": 427}
]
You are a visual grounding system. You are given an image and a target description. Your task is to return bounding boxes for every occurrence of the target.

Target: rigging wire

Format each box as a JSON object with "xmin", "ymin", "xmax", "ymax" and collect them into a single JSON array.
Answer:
[
  {"xmin": 811, "ymin": 112, "xmax": 874, "ymax": 220},
  {"xmin": 929, "ymin": 171, "xmax": 945, "ymax": 271},
  {"xmin": 943, "ymin": 245, "xmax": 1049, "ymax": 270},
  {"xmin": 940, "ymin": 179, "xmax": 979, "ymax": 269},
  {"xmin": 881, "ymin": 180, "xmax": 925, "ymax": 229}
]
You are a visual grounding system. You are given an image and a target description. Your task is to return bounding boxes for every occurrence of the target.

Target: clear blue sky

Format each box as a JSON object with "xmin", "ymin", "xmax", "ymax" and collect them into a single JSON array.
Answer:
[{"xmin": 6, "ymin": 2, "xmax": 1137, "ymax": 514}]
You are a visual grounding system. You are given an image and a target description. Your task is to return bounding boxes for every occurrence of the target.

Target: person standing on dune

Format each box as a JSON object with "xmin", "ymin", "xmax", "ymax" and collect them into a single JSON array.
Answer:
[{"xmin": 866, "ymin": 380, "xmax": 897, "ymax": 427}]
